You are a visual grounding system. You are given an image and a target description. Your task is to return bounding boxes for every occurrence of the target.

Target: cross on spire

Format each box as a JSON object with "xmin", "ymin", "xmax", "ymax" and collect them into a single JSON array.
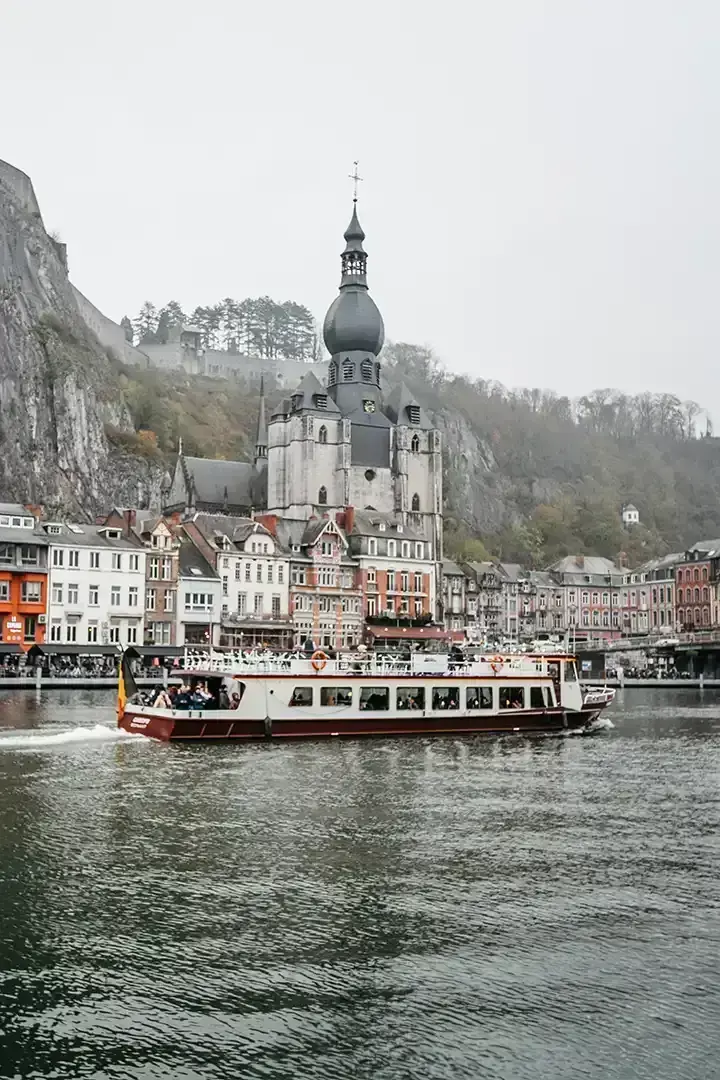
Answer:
[{"xmin": 348, "ymin": 160, "xmax": 363, "ymax": 203}]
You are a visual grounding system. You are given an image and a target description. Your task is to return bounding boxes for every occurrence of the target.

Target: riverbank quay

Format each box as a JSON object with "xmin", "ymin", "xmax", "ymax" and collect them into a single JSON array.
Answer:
[{"xmin": 581, "ymin": 677, "xmax": 720, "ymax": 689}]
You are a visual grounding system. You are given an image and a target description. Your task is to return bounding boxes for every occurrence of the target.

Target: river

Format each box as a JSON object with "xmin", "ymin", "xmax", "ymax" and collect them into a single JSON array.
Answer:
[{"xmin": 0, "ymin": 688, "xmax": 718, "ymax": 1080}]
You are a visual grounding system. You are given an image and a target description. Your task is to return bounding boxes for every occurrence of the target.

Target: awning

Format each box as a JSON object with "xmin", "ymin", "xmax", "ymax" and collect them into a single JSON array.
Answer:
[
  {"xmin": 27, "ymin": 644, "xmax": 122, "ymax": 657},
  {"xmin": 365, "ymin": 626, "xmax": 452, "ymax": 641},
  {"xmin": 0, "ymin": 644, "xmax": 23, "ymax": 655},
  {"xmin": 125, "ymin": 645, "xmax": 184, "ymax": 658}
]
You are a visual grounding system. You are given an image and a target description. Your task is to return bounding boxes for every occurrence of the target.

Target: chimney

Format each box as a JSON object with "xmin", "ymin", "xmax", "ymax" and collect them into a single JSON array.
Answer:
[
  {"xmin": 254, "ymin": 513, "xmax": 278, "ymax": 536},
  {"xmin": 575, "ymin": 555, "xmax": 585, "ymax": 569},
  {"xmin": 344, "ymin": 505, "xmax": 355, "ymax": 535},
  {"xmin": 123, "ymin": 509, "xmax": 137, "ymax": 535}
]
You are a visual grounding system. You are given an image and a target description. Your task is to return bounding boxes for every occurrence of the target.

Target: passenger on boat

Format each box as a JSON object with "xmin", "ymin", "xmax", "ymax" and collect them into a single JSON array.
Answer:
[
  {"xmin": 218, "ymin": 686, "xmax": 230, "ymax": 710},
  {"xmin": 153, "ymin": 688, "xmax": 172, "ymax": 708},
  {"xmin": 174, "ymin": 683, "xmax": 192, "ymax": 709},
  {"xmin": 230, "ymin": 692, "xmax": 241, "ymax": 709}
]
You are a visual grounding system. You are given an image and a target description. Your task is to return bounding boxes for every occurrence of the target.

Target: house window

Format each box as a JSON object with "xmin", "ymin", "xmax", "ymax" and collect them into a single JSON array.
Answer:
[
  {"xmin": 581, "ymin": 591, "xmax": 589, "ymax": 604},
  {"xmin": 387, "ymin": 540, "xmax": 397, "ymax": 557},
  {"xmin": 222, "ymin": 576, "xmax": 228, "ymax": 596},
  {"xmin": 68, "ymin": 584, "xmax": 79, "ymax": 606},
  {"xmin": 415, "ymin": 543, "xmax": 424, "ymax": 559},
  {"xmin": 52, "ymin": 583, "xmax": 63, "ymax": 604},
  {"xmin": 111, "ymin": 586, "xmax": 121, "ymax": 607},
  {"xmin": 90, "ymin": 552, "xmax": 100, "ymax": 569},
  {"xmin": 65, "ymin": 623, "xmax": 77, "ymax": 644},
  {"xmin": 272, "ymin": 595, "xmax": 281, "ymax": 617},
  {"xmin": 50, "ymin": 620, "xmax": 62, "ymax": 642},
  {"xmin": 184, "ymin": 592, "xmax": 212, "ymax": 611},
  {"xmin": 278, "ymin": 565, "xmax": 284, "ymax": 584},
  {"xmin": 128, "ymin": 587, "xmax": 139, "ymax": 607},
  {"xmin": 401, "ymin": 572, "xmax": 409, "ymax": 592},
  {"xmin": 368, "ymin": 538, "xmax": 377, "ymax": 556},
  {"xmin": 112, "ymin": 554, "xmax": 122, "ymax": 570},
  {"xmin": 52, "ymin": 549, "xmax": 64, "ymax": 568},
  {"xmin": 321, "ymin": 540, "xmax": 332, "ymax": 556},
  {"xmin": 318, "ymin": 425, "xmax": 327, "ymax": 444},
  {"xmin": 146, "ymin": 588, "xmax": 156, "ymax": 610},
  {"xmin": 87, "ymin": 623, "xmax": 98, "ymax": 644},
  {"xmin": 126, "ymin": 625, "xmax": 138, "ymax": 644},
  {"xmin": 21, "ymin": 581, "xmax": 41, "ymax": 603},
  {"xmin": 411, "ymin": 493, "xmax": 420, "ymax": 512},
  {"xmin": 161, "ymin": 558, "xmax": 172, "ymax": 580},
  {"xmin": 237, "ymin": 592, "xmax": 247, "ymax": 614},
  {"xmin": 318, "ymin": 486, "xmax": 327, "ymax": 505},
  {"xmin": 235, "ymin": 563, "xmax": 241, "ymax": 581},
  {"xmin": 267, "ymin": 564, "xmax": 273, "ymax": 583},
  {"xmin": 367, "ymin": 597, "xmax": 376, "ymax": 616},
  {"xmin": 256, "ymin": 563, "xmax": 263, "ymax": 583},
  {"xmin": 89, "ymin": 585, "xmax": 99, "ymax": 606},
  {"xmin": 401, "ymin": 541, "xmax": 410, "ymax": 558},
  {"xmin": 591, "ymin": 592, "xmax": 599, "ymax": 605},
  {"xmin": 68, "ymin": 550, "xmax": 79, "ymax": 568},
  {"xmin": 414, "ymin": 573, "xmax": 423, "ymax": 592},
  {"xmin": 149, "ymin": 558, "xmax": 159, "ymax": 579},
  {"xmin": 0, "ymin": 582, "xmax": 8, "ymax": 602},
  {"xmin": 245, "ymin": 563, "xmax": 251, "ymax": 581},
  {"xmin": 254, "ymin": 593, "xmax": 262, "ymax": 614},
  {"xmin": 109, "ymin": 626, "xmax": 120, "ymax": 643},
  {"xmin": 367, "ymin": 569, "xmax": 376, "ymax": 584},
  {"xmin": 24, "ymin": 616, "xmax": 37, "ymax": 643},
  {"xmin": 387, "ymin": 571, "xmax": 396, "ymax": 592}
]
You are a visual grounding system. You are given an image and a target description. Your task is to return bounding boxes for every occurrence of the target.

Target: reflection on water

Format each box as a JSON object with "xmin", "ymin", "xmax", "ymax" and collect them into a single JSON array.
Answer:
[{"xmin": 0, "ymin": 689, "xmax": 719, "ymax": 1079}]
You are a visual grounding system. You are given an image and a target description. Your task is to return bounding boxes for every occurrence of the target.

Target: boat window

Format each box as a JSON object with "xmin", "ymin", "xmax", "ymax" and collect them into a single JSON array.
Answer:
[
  {"xmin": 467, "ymin": 686, "xmax": 492, "ymax": 710},
  {"xmin": 320, "ymin": 686, "xmax": 352, "ymax": 706},
  {"xmin": 564, "ymin": 661, "xmax": 578, "ymax": 682},
  {"xmin": 397, "ymin": 687, "xmax": 425, "ymax": 710},
  {"xmin": 530, "ymin": 686, "xmax": 545, "ymax": 709},
  {"xmin": 499, "ymin": 686, "xmax": 525, "ymax": 710},
  {"xmin": 432, "ymin": 686, "xmax": 459, "ymax": 710},
  {"xmin": 289, "ymin": 686, "xmax": 313, "ymax": 707},
  {"xmin": 360, "ymin": 687, "xmax": 389, "ymax": 711}
]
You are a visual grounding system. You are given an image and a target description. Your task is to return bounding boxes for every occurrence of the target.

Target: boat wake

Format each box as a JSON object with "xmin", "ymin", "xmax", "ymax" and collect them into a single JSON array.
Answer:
[{"xmin": 0, "ymin": 724, "xmax": 147, "ymax": 750}]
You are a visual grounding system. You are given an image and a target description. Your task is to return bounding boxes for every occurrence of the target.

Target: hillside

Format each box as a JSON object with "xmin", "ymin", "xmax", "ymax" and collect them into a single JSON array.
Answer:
[{"xmin": 110, "ymin": 342, "xmax": 720, "ymax": 566}]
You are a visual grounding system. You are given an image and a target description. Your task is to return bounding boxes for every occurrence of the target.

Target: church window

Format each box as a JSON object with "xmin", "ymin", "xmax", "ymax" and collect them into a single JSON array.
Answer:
[
  {"xmin": 411, "ymin": 493, "xmax": 420, "ymax": 512},
  {"xmin": 342, "ymin": 358, "xmax": 354, "ymax": 381},
  {"xmin": 361, "ymin": 359, "xmax": 373, "ymax": 382},
  {"xmin": 411, "ymin": 434, "xmax": 420, "ymax": 452},
  {"xmin": 318, "ymin": 425, "xmax": 328, "ymax": 444},
  {"xmin": 328, "ymin": 361, "xmax": 337, "ymax": 387},
  {"xmin": 318, "ymin": 486, "xmax": 328, "ymax": 505},
  {"xmin": 364, "ymin": 469, "xmax": 375, "ymax": 482},
  {"xmin": 314, "ymin": 394, "xmax": 328, "ymax": 409},
  {"xmin": 408, "ymin": 405, "xmax": 421, "ymax": 425}
]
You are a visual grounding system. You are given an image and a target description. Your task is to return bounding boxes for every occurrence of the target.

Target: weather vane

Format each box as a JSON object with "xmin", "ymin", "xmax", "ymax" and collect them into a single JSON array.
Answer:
[{"xmin": 349, "ymin": 160, "xmax": 363, "ymax": 203}]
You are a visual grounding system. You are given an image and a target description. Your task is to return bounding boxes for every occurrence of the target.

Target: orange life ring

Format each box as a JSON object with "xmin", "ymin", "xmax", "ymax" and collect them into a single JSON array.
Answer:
[
  {"xmin": 490, "ymin": 655, "xmax": 504, "ymax": 674},
  {"xmin": 311, "ymin": 649, "xmax": 328, "ymax": 672}
]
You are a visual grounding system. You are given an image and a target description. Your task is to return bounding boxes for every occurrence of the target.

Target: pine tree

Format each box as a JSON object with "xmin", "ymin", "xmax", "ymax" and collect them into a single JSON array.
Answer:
[{"xmin": 133, "ymin": 301, "xmax": 158, "ymax": 344}]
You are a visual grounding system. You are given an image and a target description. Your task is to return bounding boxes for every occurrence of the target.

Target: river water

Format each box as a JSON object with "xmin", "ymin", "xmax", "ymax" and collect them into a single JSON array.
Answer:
[{"xmin": 0, "ymin": 689, "xmax": 718, "ymax": 1080}]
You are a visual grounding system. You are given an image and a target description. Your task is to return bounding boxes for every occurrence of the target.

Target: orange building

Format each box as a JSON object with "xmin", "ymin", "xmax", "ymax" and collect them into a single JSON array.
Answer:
[{"xmin": 0, "ymin": 504, "xmax": 48, "ymax": 647}]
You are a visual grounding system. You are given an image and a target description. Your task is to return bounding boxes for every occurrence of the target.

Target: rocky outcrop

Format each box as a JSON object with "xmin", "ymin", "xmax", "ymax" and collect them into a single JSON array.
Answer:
[{"xmin": 0, "ymin": 159, "xmax": 153, "ymax": 517}]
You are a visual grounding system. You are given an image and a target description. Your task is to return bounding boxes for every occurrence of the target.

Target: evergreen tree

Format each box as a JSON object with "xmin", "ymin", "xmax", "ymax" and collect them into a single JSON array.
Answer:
[{"xmin": 133, "ymin": 301, "xmax": 158, "ymax": 344}]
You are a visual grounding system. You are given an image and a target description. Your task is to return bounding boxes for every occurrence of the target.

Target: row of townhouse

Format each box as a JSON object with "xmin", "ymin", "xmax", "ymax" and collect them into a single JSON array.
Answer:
[
  {"xmin": 441, "ymin": 552, "xmax": 692, "ymax": 643},
  {"xmin": 0, "ymin": 501, "xmax": 440, "ymax": 653}
]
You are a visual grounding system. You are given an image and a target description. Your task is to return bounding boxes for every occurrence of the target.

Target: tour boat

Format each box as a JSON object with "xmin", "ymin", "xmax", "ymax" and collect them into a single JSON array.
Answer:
[{"xmin": 117, "ymin": 648, "xmax": 615, "ymax": 742}]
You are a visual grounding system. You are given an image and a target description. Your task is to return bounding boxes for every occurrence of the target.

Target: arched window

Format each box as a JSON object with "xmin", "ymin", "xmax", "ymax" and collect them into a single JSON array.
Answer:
[
  {"xmin": 703, "ymin": 607, "xmax": 710, "ymax": 624},
  {"xmin": 694, "ymin": 587, "xmax": 700, "ymax": 602},
  {"xmin": 342, "ymin": 358, "xmax": 354, "ymax": 381},
  {"xmin": 318, "ymin": 425, "xmax": 327, "ymax": 444},
  {"xmin": 318, "ymin": 486, "xmax": 327, "ymax": 505},
  {"xmin": 703, "ymin": 567, "xmax": 709, "ymax": 581},
  {"xmin": 694, "ymin": 568, "xmax": 700, "ymax": 581},
  {"xmin": 411, "ymin": 433, "xmax": 420, "ymax": 453},
  {"xmin": 361, "ymin": 359, "xmax": 373, "ymax": 382},
  {"xmin": 677, "ymin": 588, "xmax": 683, "ymax": 603},
  {"xmin": 703, "ymin": 586, "xmax": 709, "ymax": 602},
  {"xmin": 677, "ymin": 570, "xmax": 684, "ymax": 583},
  {"xmin": 411, "ymin": 493, "xmax": 420, "ymax": 512},
  {"xmin": 328, "ymin": 361, "xmax": 337, "ymax": 387},
  {"xmin": 695, "ymin": 607, "xmax": 701, "ymax": 623}
]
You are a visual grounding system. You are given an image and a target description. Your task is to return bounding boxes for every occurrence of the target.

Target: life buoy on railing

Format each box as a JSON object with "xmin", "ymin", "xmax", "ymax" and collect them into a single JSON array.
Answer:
[
  {"xmin": 490, "ymin": 655, "xmax": 504, "ymax": 674},
  {"xmin": 311, "ymin": 650, "xmax": 328, "ymax": 672}
]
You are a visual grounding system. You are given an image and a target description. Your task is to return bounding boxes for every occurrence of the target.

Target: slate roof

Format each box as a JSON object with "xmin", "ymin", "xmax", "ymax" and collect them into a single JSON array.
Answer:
[
  {"xmin": 351, "ymin": 509, "xmax": 425, "ymax": 542},
  {"xmin": 38, "ymin": 524, "xmax": 141, "ymax": 549},
  {"xmin": 190, "ymin": 513, "xmax": 279, "ymax": 550},
  {"xmin": 0, "ymin": 526, "xmax": 47, "ymax": 546},
  {"xmin": 442, "ymin": 560, "xmax": 465, "ymax": 577},
  {"xmin": 0, "ymin": 502, "xmax": 32, "ymax": 515},
  {"xmin": 550, "ymin": 555, "xmax": 620, "ymax": 575},
  {"xmin": 183, "ymin": 456, "xmax": 256, "ymax": 508},
  {"xmin": 384, "ymin": 383, "xmax": 432, "ymax": 429},
  {"xmin": 178, "ymin": 537, "xmax": 218, "ymax": 579}
]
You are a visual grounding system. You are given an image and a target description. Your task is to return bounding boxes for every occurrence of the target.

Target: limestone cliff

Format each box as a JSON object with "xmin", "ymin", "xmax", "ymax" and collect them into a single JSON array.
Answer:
[{"xmin": 0, "ymin": 159, "xmax": 160, "ymax": 516}]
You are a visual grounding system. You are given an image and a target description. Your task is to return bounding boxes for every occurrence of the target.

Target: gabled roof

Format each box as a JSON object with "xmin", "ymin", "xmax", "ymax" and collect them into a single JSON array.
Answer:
[
  {"xmin": 350, "ymin": 509, "xmax": 425, "ymax": 542},
  {"xmin": 190, "ymin": 513, "xmax": 282, "ymax": 551},
  {"xmin": 288, "ymin": 371, "xmax": 340, "ymax": 414},
  {"xmin": 183, "ymin": 457, "xmax": 256, "ymax": 509},
  {"xmin": 687, "ymin": 538, "xmax": 720, "ymax": 557},
  {"xmin": 384, "ymin": 382, "xmax": 432, "ymax": 429},
  {"xmin": 549, "ymin": 555, "xmax": 620, "ymax": 575},
  {"xmin": 442, "ymin": 560, "xmax": 465, "ymax": 576},
  {"xmin": 300, "ymin": 516, "xmax": 348, "ymax": 550},
  {"xmin": 178, "ymin": 536, "xmax": 218, "ymax": 579}
]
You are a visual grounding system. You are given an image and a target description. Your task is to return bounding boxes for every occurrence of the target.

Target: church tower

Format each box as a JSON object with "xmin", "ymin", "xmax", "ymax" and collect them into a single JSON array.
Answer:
[{"xmin": 267, "ymin": 192, "xmax": 442, "ymax": 564}]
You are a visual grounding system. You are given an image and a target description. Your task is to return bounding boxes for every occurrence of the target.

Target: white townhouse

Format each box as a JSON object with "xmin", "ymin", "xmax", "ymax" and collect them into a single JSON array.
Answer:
[
  {"xmin": 43, "ymin": 522, "xmax": 147, "ymax": 647},
  {"xmin": 176, "ymin": 533, "xmax": 223, "ymax": 647}
]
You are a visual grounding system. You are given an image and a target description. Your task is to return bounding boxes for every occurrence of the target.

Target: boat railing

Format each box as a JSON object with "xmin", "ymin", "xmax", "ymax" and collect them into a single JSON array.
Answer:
[{"xmin": 182, "ymin": 649, "xmax": 549, "ymax": 679}]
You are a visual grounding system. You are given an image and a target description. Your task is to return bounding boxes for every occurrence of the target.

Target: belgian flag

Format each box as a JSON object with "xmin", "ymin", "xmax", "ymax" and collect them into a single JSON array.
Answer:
[{"xmin": 117, "ymin": 651, "xmax": 138, "ymax": 721}]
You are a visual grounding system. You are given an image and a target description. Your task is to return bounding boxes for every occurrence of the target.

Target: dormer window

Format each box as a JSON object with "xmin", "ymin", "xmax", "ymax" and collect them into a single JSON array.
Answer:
[
  {"xmin": 408, "ymin": 405, "xmax": 421, "ymax": 424},
  {"xmin": 378, "ymin": 522, "xmax": 386, "ymax": 532},
  {"xmin": 314, "ymin": 394, "xmax": 328, "ymax": 410},
  {"xmin": 46, "ymin": 524, "xmax": 62, "ymax": 535},
  {"xmin": 342, "ymin": 358, "xmax": 354, "ymax": 381},
  {"xmin": 396, "ymin": 524, "xmax": 403, "ymax": 534}
]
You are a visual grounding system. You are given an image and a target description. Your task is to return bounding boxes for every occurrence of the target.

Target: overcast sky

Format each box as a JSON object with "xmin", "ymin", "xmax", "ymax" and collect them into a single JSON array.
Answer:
[{"xmin": 3, "ymin": 1, "xmax": 719, "ymax": 415}]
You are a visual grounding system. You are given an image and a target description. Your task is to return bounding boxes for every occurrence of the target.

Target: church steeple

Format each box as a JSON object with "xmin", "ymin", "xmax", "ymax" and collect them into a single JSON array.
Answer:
[
  {"xmin": 322, "ymin": 196, "xmax": 385, "ymax": 360},
  {"xmin": 254, "ymin": 376, "xmax": 268, "ymax": 468},
  {"xmin": 340, "ymin": 205, "xmax": 368, "ymax": 288}
]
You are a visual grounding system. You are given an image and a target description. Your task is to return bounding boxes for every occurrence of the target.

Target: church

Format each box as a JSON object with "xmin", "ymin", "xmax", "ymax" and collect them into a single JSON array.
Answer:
[{"xmin": 164, "ymin": 196, "xmax": 444, "ymax": 630}]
